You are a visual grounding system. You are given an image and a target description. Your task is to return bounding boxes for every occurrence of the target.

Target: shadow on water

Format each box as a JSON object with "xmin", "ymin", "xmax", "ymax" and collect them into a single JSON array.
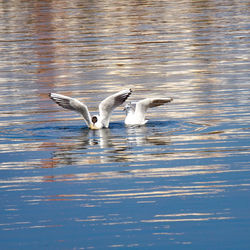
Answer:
[{"xmin": 28, "ymin": 119, "xmax": 180, "ymax": 141}]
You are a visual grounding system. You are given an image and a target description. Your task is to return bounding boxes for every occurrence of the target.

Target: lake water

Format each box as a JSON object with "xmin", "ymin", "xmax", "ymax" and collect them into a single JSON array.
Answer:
[{"xmin": 0, "ymin": 0, "xmax": 250, "ymax": 249}]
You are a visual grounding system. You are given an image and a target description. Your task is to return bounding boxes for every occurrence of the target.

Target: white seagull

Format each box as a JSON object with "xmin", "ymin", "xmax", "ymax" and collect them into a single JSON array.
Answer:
[
  {"xmin": 49, "ymin": 89, "xmax": 132, "ymax": 129},
  {"xmin": 124, "ymin": 97, "xmax": 173, "ymax": 126}
]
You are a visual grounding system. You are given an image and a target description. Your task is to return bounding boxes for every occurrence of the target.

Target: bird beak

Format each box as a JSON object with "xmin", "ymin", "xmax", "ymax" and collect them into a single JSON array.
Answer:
[{"xmin": 90, "ymin": 124, "xmax": 96, "ymax": 130}]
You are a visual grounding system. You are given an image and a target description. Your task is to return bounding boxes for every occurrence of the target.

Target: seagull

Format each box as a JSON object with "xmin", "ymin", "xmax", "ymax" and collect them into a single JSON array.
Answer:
[
  {"xmin": 124, "ymin": 97, "xmax": 173, "ymax": 126},
  {"xmin": 49, "ymin": 89, "xmax": 132, "ymax": 129}
]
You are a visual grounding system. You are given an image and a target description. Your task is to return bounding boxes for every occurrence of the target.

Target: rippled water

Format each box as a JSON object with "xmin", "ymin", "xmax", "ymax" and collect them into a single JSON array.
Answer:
[{"xmin": 0, "ymin": 0, "xmax": 250, "ymax": 249}]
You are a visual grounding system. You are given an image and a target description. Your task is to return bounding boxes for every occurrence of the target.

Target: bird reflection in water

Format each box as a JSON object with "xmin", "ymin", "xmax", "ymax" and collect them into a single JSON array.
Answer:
[{"xmin": 46, "ymin": 122, "xmax": 173, "ymax": 168}]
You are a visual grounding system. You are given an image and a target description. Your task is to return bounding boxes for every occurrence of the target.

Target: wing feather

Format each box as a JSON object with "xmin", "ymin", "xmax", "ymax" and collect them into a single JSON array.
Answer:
[
  {"xmin": 135, "ymin": 98, "xmax": 173, "ymax": 120},
  {"xmin": 148, "ymin": 98, "xmax": 173, "ymax": 108},
  {"xmin": 49, "ymin": 93, "xmax": 92, "ymax": 127},
  {"xmin": 99, "ymin": 89, "xmax": 132, "ymax": 127}
]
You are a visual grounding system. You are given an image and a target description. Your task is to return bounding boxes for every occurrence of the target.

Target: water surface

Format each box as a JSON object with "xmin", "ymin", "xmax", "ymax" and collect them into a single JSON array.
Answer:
[{"xmin": 0, "ymin": 0, "xmax": 250, "ymax": 249}]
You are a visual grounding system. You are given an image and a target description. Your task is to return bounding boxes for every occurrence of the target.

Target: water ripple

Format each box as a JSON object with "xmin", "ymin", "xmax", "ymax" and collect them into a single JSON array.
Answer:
[{"xmin": 0, "ymin": 0, "xmax": 249, "ymax": 249}]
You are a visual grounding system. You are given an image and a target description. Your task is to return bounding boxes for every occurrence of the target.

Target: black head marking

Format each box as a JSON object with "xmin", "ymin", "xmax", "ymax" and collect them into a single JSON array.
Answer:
[{"xmin": 92, "ymin": 116, "xmax": 98, "ymax": 124}]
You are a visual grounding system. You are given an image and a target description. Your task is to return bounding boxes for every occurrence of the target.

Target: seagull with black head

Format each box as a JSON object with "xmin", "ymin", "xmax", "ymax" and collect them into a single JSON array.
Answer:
[{"xmin": 49, "ymin": 89, "xmax": 132, "ymax": 129}]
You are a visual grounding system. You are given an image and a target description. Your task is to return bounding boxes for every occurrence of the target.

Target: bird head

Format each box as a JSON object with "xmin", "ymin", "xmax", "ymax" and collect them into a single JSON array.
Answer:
[
  {"xmin": 90, "ymin": 115, "xmax": 103, "ymax": 129},
  {"xmin": 92, "ymin": 116, "xmax": 98, "ymax": 124},
  {"xmin": 123, "ymin": 102, "xmax": 135, "ymax": 114}
]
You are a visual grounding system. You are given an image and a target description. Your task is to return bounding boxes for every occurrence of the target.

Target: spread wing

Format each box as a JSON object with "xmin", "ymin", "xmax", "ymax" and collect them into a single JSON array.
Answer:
[
  {"xmin": 98, "ymin": 89, "xmax": 132, "ymax": 127},
  {"xmin": 135, "ymin": 97, "xmax": 173, "ymax": 120},
  {"xmin": 49, "ymin": 93, "xmax": 92, "ymax": 127}
]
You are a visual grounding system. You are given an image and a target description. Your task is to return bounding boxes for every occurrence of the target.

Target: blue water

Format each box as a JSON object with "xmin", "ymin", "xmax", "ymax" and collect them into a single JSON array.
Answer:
[{"xmin": 0, "ymin": 0, "xmax": 250, "ymax": 249}]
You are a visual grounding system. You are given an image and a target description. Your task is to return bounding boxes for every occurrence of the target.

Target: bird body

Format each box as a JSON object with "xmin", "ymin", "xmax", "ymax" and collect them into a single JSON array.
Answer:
[
  {"xmin": 49, "ymin": 89, "xmax": 132, "ymax": 129},
  {"xmin": 124, "ymin": 97, "xmax": 173, "ymax": 126}
]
